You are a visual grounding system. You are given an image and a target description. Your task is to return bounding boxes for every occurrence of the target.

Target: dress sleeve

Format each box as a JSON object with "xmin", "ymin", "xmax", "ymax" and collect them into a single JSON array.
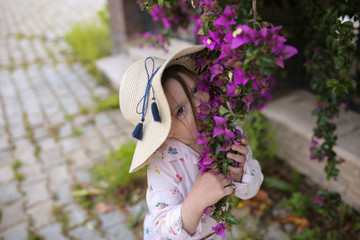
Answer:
[
  {"xmin": 233, "ymin": 145, "xmax": 264, "ymax": 199},
  {"xmin": 147, "ymin": 153, "xmax": 203, "ymax": 239}
]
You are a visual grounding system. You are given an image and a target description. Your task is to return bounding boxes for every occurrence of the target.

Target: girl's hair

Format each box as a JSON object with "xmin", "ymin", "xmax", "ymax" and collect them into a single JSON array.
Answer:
[{"xmin": 161, "ymin": 64, "xmax": 200, "ymax": 124}]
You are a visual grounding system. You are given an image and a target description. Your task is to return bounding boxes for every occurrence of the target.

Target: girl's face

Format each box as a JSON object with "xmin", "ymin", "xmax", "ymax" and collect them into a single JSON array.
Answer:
[{"xmin": 164, "ymin": 72, "xmax": 209, "ymax": 149}]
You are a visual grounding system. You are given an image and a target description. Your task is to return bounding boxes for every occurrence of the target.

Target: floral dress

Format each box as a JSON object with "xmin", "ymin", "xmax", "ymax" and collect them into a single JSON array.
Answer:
[{"xmin": 143, "ymin": 138, "xmax": 263, "ymax": 240}]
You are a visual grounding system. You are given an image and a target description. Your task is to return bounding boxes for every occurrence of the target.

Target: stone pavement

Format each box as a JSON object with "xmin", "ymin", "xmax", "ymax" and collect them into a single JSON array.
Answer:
[{"xmin": 0, "ymin": 0, "xmax": 140, "ymax": 239}]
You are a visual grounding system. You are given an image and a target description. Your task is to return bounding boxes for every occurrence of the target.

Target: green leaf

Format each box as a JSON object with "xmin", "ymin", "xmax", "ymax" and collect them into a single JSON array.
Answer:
[
  {"xmin": 72, "ymin": 189, "xmax": 91, "ymax": 197},
  {"xmin": 345, "ymin": 78, "xmax": 356, "ymax": 89},
  {"xmin": 225, "ymin": 213, "xmax": 240, "ymax": 225},
  {"xmin": 333, "ymin": 57, "xmax": 343, "ymax": 69},
  {"xmin": 222, "ymin": 161, "xmax": 228, "ymax": 174},
  {"xmin": 265, "ymin": 177, "xmax": 294, "ymax": 194},
  {"xmin": 158, "ymin": 0, "xmax": 164, "ymax": 8},
  {"xmin": 342, "ymin": 21, "xmax": 353, "ymax": 28},
  {"xmin": 333, "ymin": 85, "xmax": 348, "ymax": 96},
  {"xmin": 214, "ymin": 143, "xmax": 221, "ymax": 155},
  {"xmin": 326, "ymin": 78, "xmax": 339, "ymax": 88}
]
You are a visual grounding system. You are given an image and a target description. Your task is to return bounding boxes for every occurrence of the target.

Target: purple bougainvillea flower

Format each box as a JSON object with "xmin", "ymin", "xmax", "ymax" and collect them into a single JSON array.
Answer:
[
  {"xmin": 228, "ymin": 98, "xmax": 237, "ymax": 109},
  {"xmin": 315, "ymin": 195, "xmax": 324, "ymax": 204},
  {"xmin": 231, "ymin": 25, "xmax": 253, "ymax": 49},
  {"xmin": 274, "ymin": 45, "xmax": 298, "ymax": 68},
  {"xmin": 234, "ymin": 68, "xmax": 249, "ymax": 85},
  {"xmin": 212, "ymin": 222, "xmax": 227, "ymax": 238},
  {"xmin": 213, "ymin": 116, "xmax": 228, "ymax": 137},
  {"xmin": 199, "ymin": 0, "xmax": 218, "ymax": 12},
  {"xmin": 208, "ymin": 29, "xmax": 224, "ymax": 44},
  {"xmin": 197, "ymin": 130, "xmax": 210, "ymax": 146},
  {"xmin": 209, "ymin": 64, "xmax": 224, "ymax": 81},
  {"xmin": 213, "ymin": 5, "xmax": 236, "ymax": 27},
  {"xmin": 198, "ymin": 149, "xmax": 214, "ymax": 173},
  {"xmin": 226, "ymin": 81, "xmax": 241, "ymax": 97},
  {"xmin": 202, "ymin": 37, "xmax": 219, "ymax": 50},
  {"xmin": 243, "ymin": 93, "xmax": 254, "ymax": 107},
  {"xmin": 204, "ymin": 205, "xmax": 215, "ymax": 216}
]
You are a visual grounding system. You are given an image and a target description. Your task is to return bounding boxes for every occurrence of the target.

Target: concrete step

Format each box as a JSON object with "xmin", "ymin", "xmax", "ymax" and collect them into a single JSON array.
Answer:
[
  {"xmin": 95, "ymin": 38, "xmax": 193, "ymax": 91},
  {"xmin": 95, "ymin": 54, "xmax": 133, "ymax": 91},
  {"xmin": 127, "ymin": 38, "xmax": 193, "ymax": 61},
  {"xmin": 262, "ymin": 89, "xmax": 360, "ymax": 211}
]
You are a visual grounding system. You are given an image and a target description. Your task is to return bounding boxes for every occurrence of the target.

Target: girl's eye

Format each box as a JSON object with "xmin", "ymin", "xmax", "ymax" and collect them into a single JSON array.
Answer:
[
  {"xmin": 193, "ymin": 86, "xmax": 199, "ymax": 94},
  {"xmin": 177, "ymin": 106, "xmax": 185, "ymax": 116}
]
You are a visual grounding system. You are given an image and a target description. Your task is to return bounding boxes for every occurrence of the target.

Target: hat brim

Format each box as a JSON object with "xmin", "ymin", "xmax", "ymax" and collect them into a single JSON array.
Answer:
[{"xmin": 119, "ymin": 45, "xmax": 206, "ymax": 173}]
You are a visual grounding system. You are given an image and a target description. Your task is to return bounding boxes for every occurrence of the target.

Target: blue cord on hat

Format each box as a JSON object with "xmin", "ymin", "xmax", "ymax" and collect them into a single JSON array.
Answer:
[{"xmin": 132, "ymin": 57, "xmax": 162, "ymax": 140}]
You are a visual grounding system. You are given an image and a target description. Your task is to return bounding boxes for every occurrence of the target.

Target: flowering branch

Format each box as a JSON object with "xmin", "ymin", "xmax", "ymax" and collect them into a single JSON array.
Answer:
[{"xmin": 137, "ymin": 0, "xmax": 297, "ymax": 236}]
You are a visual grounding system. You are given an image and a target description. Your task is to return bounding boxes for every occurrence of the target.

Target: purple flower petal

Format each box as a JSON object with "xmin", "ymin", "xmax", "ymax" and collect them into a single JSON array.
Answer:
[{"xmin": 213, "ymin": 5, "xmax": 236, "ymax": 27}]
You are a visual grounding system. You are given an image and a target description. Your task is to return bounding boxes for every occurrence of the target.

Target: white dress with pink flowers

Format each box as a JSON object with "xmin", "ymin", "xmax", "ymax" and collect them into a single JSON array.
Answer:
[{"xmin": 143, "ymin": 138, "xmax": 263, "ymax": 240}]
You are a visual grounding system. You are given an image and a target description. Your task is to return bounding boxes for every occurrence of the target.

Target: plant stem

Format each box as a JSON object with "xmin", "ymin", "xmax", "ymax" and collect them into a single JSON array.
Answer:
[
  {"xmin": 242, "ymin": 105, "xmax": 250, "ymax": 140},
  {"xmin": 252, "ymin": 0, "xmax": 257, "ymax": 29}
]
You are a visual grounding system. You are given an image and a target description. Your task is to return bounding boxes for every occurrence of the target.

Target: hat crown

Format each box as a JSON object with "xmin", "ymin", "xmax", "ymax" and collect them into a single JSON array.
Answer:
[{"xmin": 119, "ymin": 57, "xmax": 166, "ymax": 126}]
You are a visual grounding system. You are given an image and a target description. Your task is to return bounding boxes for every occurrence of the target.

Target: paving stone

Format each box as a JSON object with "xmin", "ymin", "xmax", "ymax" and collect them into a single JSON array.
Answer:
[
  {"xmin": 68, "ymin": 226, "xmax": 105, "ymax": 240},
  {"xmin": 98, "ymin": 210, "xmax": 125, "ymax": 229},
  {"xmin": 40, "ymin": 147, "xmax": 63, "ymax": 168},
  {"xmin": 37, "ymin": 137, "xmax": 58, "ymax": 152},
  {"xmin": 69, "ymin": 149, "xmax": 92, "ymax": 170},
  {"xmin": 88, "ymin": 147, "xmax": 111, "ymax": 165},
  {"xmin": 52, "ymin": 181, "xmax": 74, "ymax": 205},
  {"xmin": 13, "ymin": 144, "xmax": 36, "ymax": 161},
  {"xmin": 84, "ymin": 137, "xmax": 104, "ymax": 154},
  {"xmin": 1, "ymin": 222, "xmax": 28, "ymax": 240},
  {"xmin": 72, "ymin": 114, "xmax": 88, "ymax": 127},
  {"xmin": 65, "ymin": 203, "xmax": 87, "ymax": 227},
  {"xmin": 100, "ymin": 123, "xmax": 121, "ymax": 139},
  {"xmin": 27, "ymin": 112, "xmax": 46, "ymax": 128},
  {"xmin": 9, "ymin": 125, "xmax": 26, "ymax": 140},
  {"xmin": 104, "ymin": 223, "xmax": 138, "ymax": 240},
  {"xmin": 0, "ymin": 150, "xmax": 12, "ymax": 167},
  {"xmin": 38, "ymin": 223, "xmax": 67, "ymax": 240},
  {"xmin": 26, "ymin": 200, "xmax": 54, "ymax": 229},
  {"xmin": 22, "ymin": 180, "xmax": 50, "ymax": 207},
  {"xmin": 95, "ymin": 112, "xmax": 112, "ymax": 127},
  {"xmin": 60, "ymin": 137, "xmax": 82, "ymax": 155},
  {"xmin": 48, "ymin": 111, "xmax": 66, "ymax": 126},
  {"xmin": 0, "ymin": 181, "xmax": 21, "ymax": 204},
  {"xmin": 0, "ymin": 200, "xmax": 26, "ymax": 229},
  {"xmin": 20, "ymin": 163, "xmax": 46, "ymax": 185},
  {"xmin": 13, "ymin": 137, "xmax": 32, "ymax": 150},
  {"xmin": 99, "ymin": 210, "xmax": 137, "ymax": 240},
  {"xmin": 0, "ymin": 137, "xmax": 11, "ymax": 149},
  {"xmin": 108, "ymin": 136, "xmax": 129, "ymax": 151},
  {"xmin": 264, "ymin": 222, "xmax": 291, "ymax": 240},
  {"xmin": 48, "ymin": 164, "xmax": 71, "ymax": 188},
  {"xmin": 33, "ymin": 126, "xmax": 51, "ymax": 141},
  {"xmin": 0, "ymin": 165, "xmax": 14, "ymax": 183},
  {"xmin": 73, "ymin": 169, "xmax": 92, "ymax": 184}
]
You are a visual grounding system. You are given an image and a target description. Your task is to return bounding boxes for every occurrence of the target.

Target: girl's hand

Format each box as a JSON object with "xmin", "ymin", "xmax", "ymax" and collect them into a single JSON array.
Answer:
[
  {"xmin": 188, "ymin": 171, "xmax": 234, "ymax": 210},
  {"xmin": 181, "ymin": 171, "xmax": 233, "ymax": 235},
  {"xmin": 226, "ymin": 138, "xmax": 249, "ymax": 182}
]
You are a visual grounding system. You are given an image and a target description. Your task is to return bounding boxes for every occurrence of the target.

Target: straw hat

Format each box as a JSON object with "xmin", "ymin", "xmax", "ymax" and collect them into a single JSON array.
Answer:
[{"xmin": 119, "ymin": 45, "xmax": 207, "ymax": 173}]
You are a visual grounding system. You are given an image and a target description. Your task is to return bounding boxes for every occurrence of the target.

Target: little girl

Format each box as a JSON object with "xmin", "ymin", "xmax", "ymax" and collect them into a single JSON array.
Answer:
[{"xmin": 119, "ymin": 45, "xmax": 263, "ymax": 239}]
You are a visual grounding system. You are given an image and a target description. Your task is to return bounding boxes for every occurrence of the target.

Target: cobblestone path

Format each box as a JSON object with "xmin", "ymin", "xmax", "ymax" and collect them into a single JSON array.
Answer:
[{"xmin": 0, "ymin": 1, "xmax": 138, "ymax": 239}]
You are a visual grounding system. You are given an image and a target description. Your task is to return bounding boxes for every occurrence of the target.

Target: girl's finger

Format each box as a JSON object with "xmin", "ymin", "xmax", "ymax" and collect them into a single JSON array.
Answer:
[
  {"xmin": 227, "ymin": 152, "xmax": 246, "ymax": 163},
  {"xmin": 231, "ymin": 144, "xmax": 249, "ymax": 156},
  {"xmin": 224, "ymin": 185, "xmax": 234, "ymax": 195},
  {"xmin": 241, "ymin": 138, "xmax": 249, "ymax": 146},
  {"xmin": 228, "ymin": 166, "xmax": 242, "ymax": 174}
]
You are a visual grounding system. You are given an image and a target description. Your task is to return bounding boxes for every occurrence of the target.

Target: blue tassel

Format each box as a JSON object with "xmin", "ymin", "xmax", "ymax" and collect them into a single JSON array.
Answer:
[
  {"xmin": 151, "ymin": 100, "xmax": 161, "ymax": 122},
  {"xmin": 132, "ymin": 121, "xmax": 143, "ymax": 140}
]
